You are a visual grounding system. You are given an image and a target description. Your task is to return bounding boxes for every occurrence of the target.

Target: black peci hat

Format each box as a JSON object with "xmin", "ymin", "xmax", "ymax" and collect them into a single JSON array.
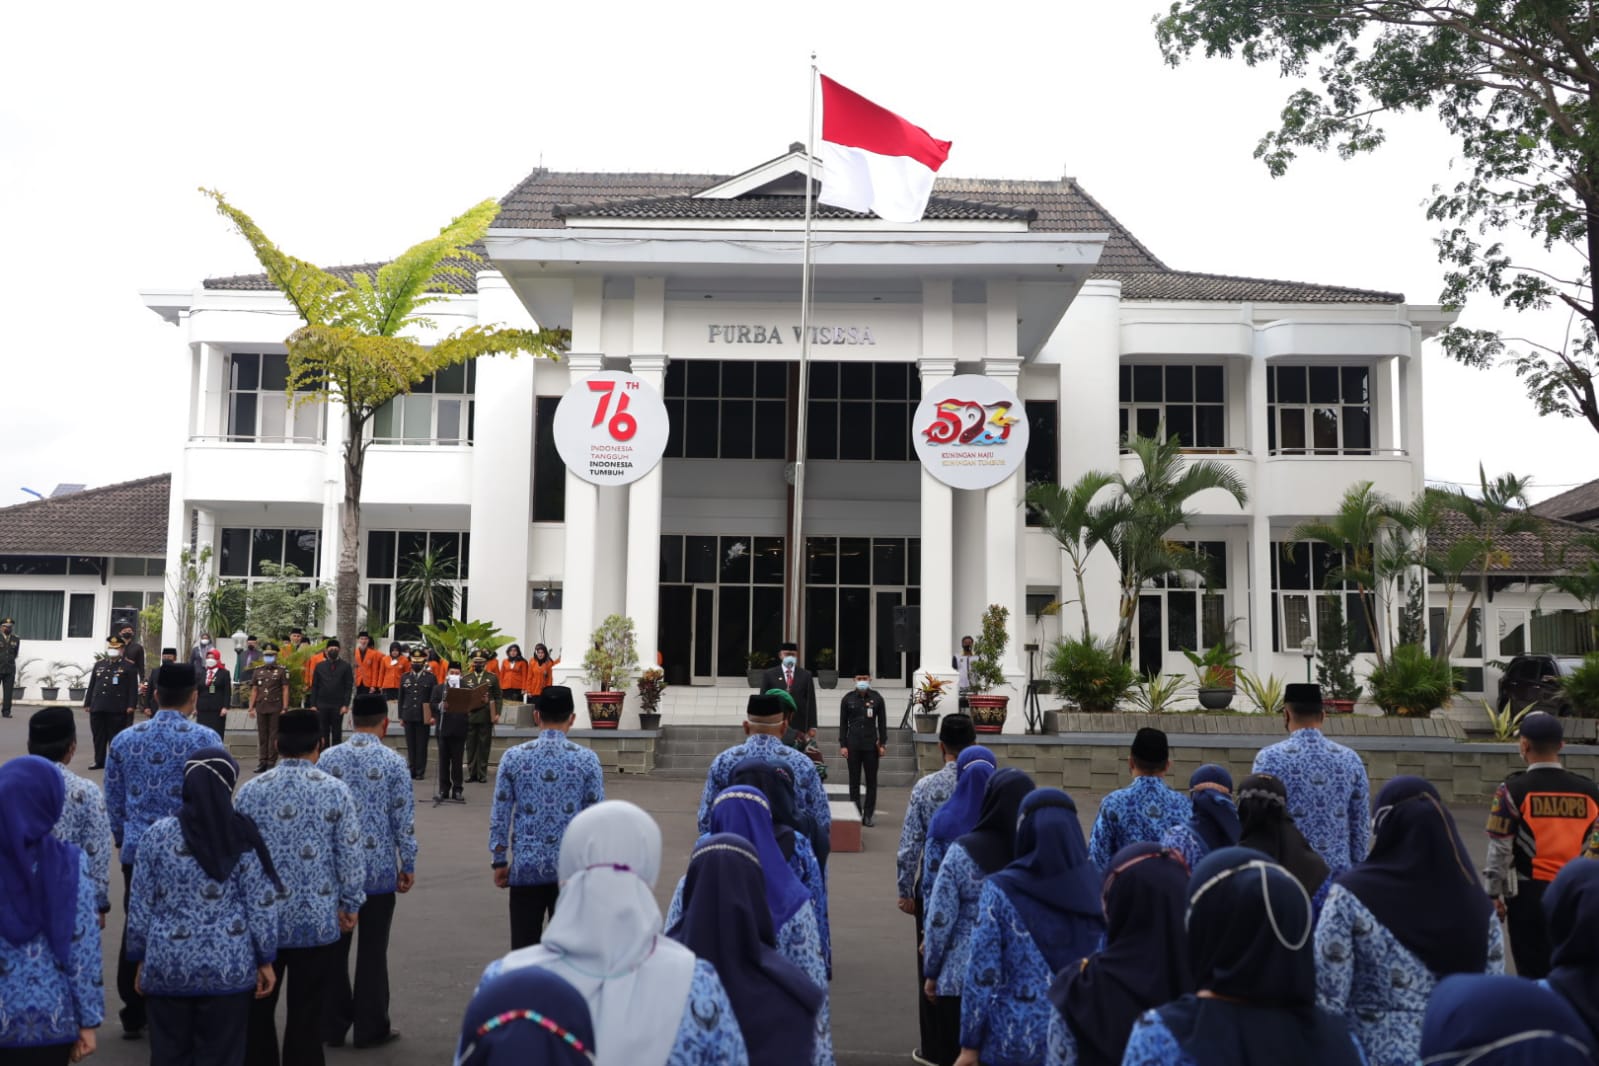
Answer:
[
  {"xmin": 156, "ymin": 662, "xmax": 196, "ymax": 689},
  {"xmin": 29, "ymin": 706, "xmax": 75, "ymax": 745},
  {"xmin": 537, "ymin": 686, "xmax": 575, "ymax": 717},
  {"xmin": 278, "ymin": 711, "xmax": 320, "ymax": 738},
  {"xmin": 1131, "ymin": 726, "xmax": 1170, "ymax": 764},
  {"xmin": 746, "ymin": 693, "xmax": 787, "ymax": 722}
]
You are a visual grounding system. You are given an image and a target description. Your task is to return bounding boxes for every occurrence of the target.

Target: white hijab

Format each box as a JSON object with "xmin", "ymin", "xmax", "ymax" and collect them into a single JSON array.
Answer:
[{"xmin": 494, "ymin": 801, "xmax": 696, "ymax": 1066}]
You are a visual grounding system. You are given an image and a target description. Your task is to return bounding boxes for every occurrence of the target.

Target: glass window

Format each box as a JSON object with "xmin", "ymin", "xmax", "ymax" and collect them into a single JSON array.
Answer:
[
  {"xmin": 838, "ymin": 537, "xmax": 871, "ymax": 585},
  {"xmin": 284, "ymin": 530, "xmax": 319, "ymax": 576},
  {"xmin": 67, "ymin": 593, "xmax": 96, "ymax": 639},
  {"xmin": 753, "ymin": 538, "xmax": 785, "ymax": 585},
  {"xmin": 250, "ymin": 529, "xmax": 284, "ymax": 577},
  {"xmin": 660, "ymin": 536, "xmax": 684, "ymax": 584},
  {"xmin": 839, "ymin": 402, "xmax": 873, "ymax": 460},
  {"xmin": 1499, "ymin": 609, "xmax": 1528, "ymax": 657},
  {"xmin": 367, "ymin": 532, "xmax": 396, "ymax": 580},
  {"xmin": 720, "ymin": 537, "xmax": 752, "ymax": 583},
  {"xmin": 807, "ymin": 401, "xmax": 838, "ymax": 460},
  {"xmin": 685, "ymin": 537, "xmax": 718, "ymax": 584},
  {"xmin": 873, "ymin": 539, "xmax": 906, "ymax": 586},
  {"xmin": 754, "ymin": 400, "xmax": 787, "ymax": 460},
  {"xmin": 225, "ymin": 354, "xmax": 321, "ymax": 443},
  {"xmin": 0, "ymin": 591, "xmax": 64, "ymax": 639},
  {"xmin": 756, "ymin": 361, "xmax": 787, "ymax": 398},
  {"xmin": 1025, "ymin": 400, "xmax": 1059, "ymax": 527},
  {"xmin": 219, "ymin": 529, "xmax": 252, "ymax": 577},
  {"xmin": 807, "ymin": 362, "xmax": 917, "ymax": 461},
  {"xmin": 721, "ymin": 400, "xmax": 754, "ymax": 459},
  {"xmin": 1120, "ymin": 365, "xmax": 1224, "ymax": 448},
  {"xmin": 1270, "ymin": 365, "xmax": 1372, "ymax": 455},
  {"xmin": 371, "ymin": 365, "xmax": 477, "ymax": 445},
  {"xmin": 806, "ymin": 538, "xmax": 837, "ymax": 585},
  {"xmin": 533, "ymin": 396, "xmax": 565, "ymax": 522}
]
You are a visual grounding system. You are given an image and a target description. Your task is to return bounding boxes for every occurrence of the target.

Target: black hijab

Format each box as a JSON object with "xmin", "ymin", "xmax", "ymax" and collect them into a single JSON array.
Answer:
[
  {"xmin": 1336, "ymin": 776, "xmax": 1492, "ymax": 977},
  {"xmin": 1051, "ymin": 843, "xmax": 1193, "ymax": 1066},
  {"xmin": 987, "ymin": 789, "xmax": 1105, "ymax": 972},
  {"xmin": 1545, "ymin": 857, "xmax": 1599, "ymax": 1048},
  {"xmin": 1187, "ymin": 764, "xmax": 1241, "ymax": 854},
  {"xmin": 1236, "ymin": 773, "xmax": 1328, "ymax": 899},
  {"xmin": 956, "ymin": 767, "xmax": 1036, "ymax": 875},
  {"xmin": 179, "ymin": 747, "xmax": 282, "ymax": 890},
  {"xmin": 1159, "ymin": 847, "xmax": 1362, "ymax": 1066},
  {"xmin": 730, "ymin": 757, "xmax": 827, "ymax": 865}
]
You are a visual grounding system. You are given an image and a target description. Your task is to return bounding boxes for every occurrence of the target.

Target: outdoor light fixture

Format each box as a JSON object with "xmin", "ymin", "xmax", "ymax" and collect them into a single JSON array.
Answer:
[{"xmin": 1299, "ymin": 634, "xmax": 1317, "ymax": 682}]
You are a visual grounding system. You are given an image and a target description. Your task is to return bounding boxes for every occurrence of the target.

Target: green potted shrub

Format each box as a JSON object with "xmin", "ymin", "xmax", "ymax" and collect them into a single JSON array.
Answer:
[
  {"xmin": 1183, "ymin": 636, "xmax": 1241, "ymax": 711},
  {"xmin": 1050, "ymin": 636, "xmax": 1138, "ymax": 713},
  {"xmin": 38, "ymin": 662, "xmax": 64, "ymax": 702},
  {"xmin": 635, "ymin": 667, "xmax": 667, "ymax": 731},
  {"xmin": 1560, "ymin": 653, "xmax": 1599, "ymax": 715},
  {"xmin": 966, "ymin": 604, "xmax": 1013, "ymax": 732},
  {"xmin": 1237, "ymin": 671, "xmax": 1286, "ymax": 716},
  {"xmin": 1366, "ymin": 643, "xmax": 1459, "ymax": 717},
  {"xmin": 745, "ymin": 650, "xmax": 775, "ymax": 689},
  {"xmin": 814, "ymin": 648, "xmax": 838, "ymax": 690},
  {"xmin": 61, "ymin": 663, "xmax": 89, "ymax": 703},
  {"xmin": 1316, "ymin": 611, "xmax": 1362, "ymax": 713},
  {"xmin": 1126, "ymin": 672, "xmax": 1190, "ymax": 714},
  {"xmin": 583, "ymin": 615, "xmax": 640, "ymax": 729}
]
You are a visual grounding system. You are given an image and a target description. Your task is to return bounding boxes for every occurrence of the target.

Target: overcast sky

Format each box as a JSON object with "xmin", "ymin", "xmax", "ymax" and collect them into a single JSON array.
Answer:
[{"xmin": 2, "ymin": 0, "xmax": 1590, "ymax": 509}]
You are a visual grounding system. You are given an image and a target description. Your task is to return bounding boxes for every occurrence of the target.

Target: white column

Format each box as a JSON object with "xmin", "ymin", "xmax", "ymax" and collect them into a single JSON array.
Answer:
[
  {"xmin": 983, "ymin": 282, "xmax": 1025, "ymax": 689},
  {"xmin": 1400, "ymin": 330, "xmax": 1426, "ymax": 496},
  {"xmin": 624, "ymin": 280, "xmax": 668, "ymax": 725},
  {"xmin": 554, "ymin": 352, "xmax": 603, "ymax": 691},
  {"xmin": 1247, "ymin": 352, "xmax": 1274, "ymax": 672},
  {"xmin": 916, "ymin": 278, "xmax": 957, "ymax": 687}
]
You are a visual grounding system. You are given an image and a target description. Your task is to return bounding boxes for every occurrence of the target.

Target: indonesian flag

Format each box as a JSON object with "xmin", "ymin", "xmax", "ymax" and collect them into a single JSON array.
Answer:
[{"xmin": 817, "ymin": 75, "xmax": 952, "ymax": 224}]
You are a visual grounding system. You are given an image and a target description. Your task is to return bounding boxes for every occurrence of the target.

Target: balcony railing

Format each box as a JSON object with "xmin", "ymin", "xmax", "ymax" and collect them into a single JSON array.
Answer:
[
  {"xmin": 1265, "ymin": 447, "xmax": 1408, "ymax": 458},
  {"xmin": 188, "ymin": 434, "xmax": 324, "ymax": 445}
]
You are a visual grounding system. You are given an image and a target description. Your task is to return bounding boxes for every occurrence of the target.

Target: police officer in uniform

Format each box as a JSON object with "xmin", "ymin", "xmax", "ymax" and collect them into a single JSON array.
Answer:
[
  {"xmin": 83, "ymin": 635, "xmax": 141, "ymax": 769},
  {"xmin": 248, "ymin": 641, "xmax": 291, "ymax": 773},
  {"xmin": 397, "ymin": 647, "xmax": 436, "ymax": 780},
  {"xmin": 434, "ymin": 661, "xmax": 469, "ymax": 802},
  {"xmin": 0, "ymin": 616, "xmax": 18, "ymax": 718},
  {"xmin": 461, "ymin": 650, "xmax": 502, "ymax": 784},
  {"xmin": 838, "ymin": 671, "xmax": 888, "ymax": 826}
]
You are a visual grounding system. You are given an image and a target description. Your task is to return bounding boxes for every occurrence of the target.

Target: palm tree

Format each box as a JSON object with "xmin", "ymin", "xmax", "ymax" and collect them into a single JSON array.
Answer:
[
  {"xmin": 1288, "ymin": 481, "xmax": 1401, "ymax": 669},
  {"xmin": 396, "ymin": 550, "xmax": 459, "ymax": 627},
  {"xmin": 1432, "ymin": 465, "xmax": 1539, "ymax": 661},
  {"xmin": 1106, "ymin": 432, "xmax": 1248, "ymax": 659},
  {"xmin": 1542, "ymin": 532, "xmax": 1599, "ymax": 648},
  {"xmin": 1025, "ymin": 472, "xmax": 1119, "ymax": 640}
]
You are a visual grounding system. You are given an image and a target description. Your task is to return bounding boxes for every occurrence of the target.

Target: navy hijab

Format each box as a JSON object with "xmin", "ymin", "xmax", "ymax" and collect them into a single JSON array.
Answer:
[
  {"xmin": 987, "ymin": 788, "xmax": 1105, "ymax": 972},
  {"xmin": 928, "ymin": 746, "xmax": 997, "ymax": 843},
  {"xmin": 0, "ymin": 755, "xmax": 78, "ymax": 967},
  {"xmin": 1187, "ymin": 764, "xmax": 1241, "ymax": 854},
  {"xmin": 1336, "ymin": 776, "xmax": 1491, "ymax": 978},
  {"xmin": 667, "ymin": 834, "xmax": 823, "ymax": 1066},
  {"xmin": 1422, "ymin": 974, "xmax": 1594, "ymax": 1065},
  {"xmin": 456, "ymin": 962, "xmax": 597, "ymax": 1065},
  {"xmin": 730, "ymin": 757, "xmax": 827, "ymax": 866},
  {"xmin": 179, "ymin": 747, "xmax": 283, "ymax": 891},
  {"xmin": 709, "ymin": 785, "xmax": 812, "ymax": 927},
  {"xmin": 1236, "ymin": 773, "xmax": 1328, "ymax": 899},
  {"xmin": 956, "ymin": 768, "xmax": 1036, "ymax": 875},
  {"xmin": 1545, "ymin": 857, "xmax": 1599, "ymax": 1049},
  {"xmin": 1050, "ymin": 843, "xmax": 1193, "ymax": 1066},
  {"xmin": 1158, "ymin": 847, "xmax": 1361, "ymax": 1066}
]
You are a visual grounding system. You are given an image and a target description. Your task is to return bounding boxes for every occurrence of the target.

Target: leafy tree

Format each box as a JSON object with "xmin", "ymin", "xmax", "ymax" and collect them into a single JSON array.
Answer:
[
  {"xmin": 1316, "ymin": 607, "xmax": 1362, "ymax": 700},
  {"xmin": 202, "ymin": 191, "xmax": 568, "ymax": 649},
  {"xmin": 243, "ymin": 562, "xmax": 327, "ymax": 642},
  {"xmin": 1433, "ymin": 465, "xmax": 1539, "ymax": 658},
  {"xmin": 1288, "ymin": 481, "xmax": 1401, "ymax": 668},
  {"xmin": 1156, "ymin": 2, "xmax": 1599, "ymax": 434},
  {"xmin": 1025, "ymin": 472, "xmax": 1119, "ymax": 640},
  {"xmin": 396, "ymin": 550, "xmax": 459, "ymax": 628},
  {"xmin": 1542, "ymin": 530, "xmax": 1599, "ymax": 646},
  {"xmin": 418, "ymin": 619, "xmax": 509, "ymax": 672}
]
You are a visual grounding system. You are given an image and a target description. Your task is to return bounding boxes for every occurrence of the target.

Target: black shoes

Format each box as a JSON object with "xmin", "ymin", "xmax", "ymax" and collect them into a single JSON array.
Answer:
[
  {"xmin": 252, "ymin": 764, "xmax": 268, "ymax": 773},
  {"xmin": 862, "ymin": 815, "xmax": 876, "ymax": 827},
  {"xmin": 452, "ymin": 790, "xmax": 465, "ymax": 803},
  {"xmin": 354, "ymin": 1030, "xmax": 402, "ymax": 1050},
  {"xmin": 87, "ymin": 764, "xmax": 104, "ymax": 771}
]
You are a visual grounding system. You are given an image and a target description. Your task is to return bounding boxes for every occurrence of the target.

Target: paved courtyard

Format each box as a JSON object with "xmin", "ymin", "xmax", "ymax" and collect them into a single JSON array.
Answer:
[{"xmin": 0, "ymin": 713, "xmax": 1499, "ymax": 1065}]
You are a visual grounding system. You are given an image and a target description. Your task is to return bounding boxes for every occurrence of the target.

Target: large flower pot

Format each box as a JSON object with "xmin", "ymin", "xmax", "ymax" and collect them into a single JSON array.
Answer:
[
  {"xmin": 637, "ymin": 711, "xmax": 661, "ymax": 731},
  {"xmin": 914, "ymin": 712, "xmax": 941, "ymax": 734},
  {"xmin": 585, "ymin": 691, "xmax": 625, "ymax": 729},
  {"xmin": 967, "ymin": 694, "xmax": 1010, "ymax": 734},
  {"xmin": 68, "ymin": 687, "xmax": 87, "ymax": 702},
  {"xmin": 747, "ymin": 669, "xmax": 766, "ymax": 689},
  {"xmin": 1197, "ymin": 687, "xmax": 1235, "ymax": 711},
  {"xmin": 817, "ymin": 669, "xmax": 838, "ymax": 690},
  {"xmin": 40, "ymin": 687, "xmax": 59, "ymax": 702},
  {"xmin": 1326, "ymin": 698, "xmax": 1357, "ymax": 714}
]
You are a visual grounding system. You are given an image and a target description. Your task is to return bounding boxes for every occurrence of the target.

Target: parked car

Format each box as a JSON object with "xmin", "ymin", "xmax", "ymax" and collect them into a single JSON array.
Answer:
[{"xmin": 1497, "ymin": 654, "xmax": 1587, "ymax": 716}]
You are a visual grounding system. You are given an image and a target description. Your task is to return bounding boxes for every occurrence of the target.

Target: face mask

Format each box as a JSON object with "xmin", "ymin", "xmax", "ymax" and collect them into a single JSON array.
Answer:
[
  {"xmin": 855, "ymin": 680, "xmax": 869, "ymax": 691},
  {"xmin": 782, "ymin": 656, "xmax": 797, "ymax": 668},
  {"xmin": 263, "ymin": 656, "xmax": 276, "ymax": 664},
  {"xmin": 200, "ymin": 639, "xmax": 211, "ymax": 646},
  {"xmin": 447, "ymin": 674, "xmax": 461, "ymax": 688},
  {"xmin": 326, "ymin": 649, "xmax": 339, "ymax": 660},
  {"xmin": 121, "ymin": 634, "xmax": 133, "ymax": 644},
  {"xmin": 107, "ymin": 649, "xmax": 122, "ymax": 658}
]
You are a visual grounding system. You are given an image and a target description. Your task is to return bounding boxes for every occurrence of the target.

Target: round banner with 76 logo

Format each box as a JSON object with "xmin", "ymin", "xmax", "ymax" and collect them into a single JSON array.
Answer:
[{"xmin": 552, "ymin": 371, "xmax": 670, "ymax": 486}]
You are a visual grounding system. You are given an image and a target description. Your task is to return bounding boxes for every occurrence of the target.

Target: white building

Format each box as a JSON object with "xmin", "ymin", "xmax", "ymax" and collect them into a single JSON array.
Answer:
[{"xmin": 139, "ymin": 148, "xmax": 1454, "ymax": 728}]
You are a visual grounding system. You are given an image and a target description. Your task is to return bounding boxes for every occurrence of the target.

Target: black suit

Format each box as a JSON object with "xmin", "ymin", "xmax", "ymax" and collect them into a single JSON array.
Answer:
[{"xmin": 761, "ymin": 663, "xmax": 818, "ymax": 734}]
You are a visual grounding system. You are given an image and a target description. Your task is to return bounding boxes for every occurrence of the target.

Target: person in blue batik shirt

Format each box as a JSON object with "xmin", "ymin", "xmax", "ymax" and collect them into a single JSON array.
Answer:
[
  {"xmin": 104, "ymin": 660, "xmax": 222, "ymax": 1039},
  {"xmin": 480, "ymin": 801, "xmax": 749, "ymax": 1066},
  {"xmin": 1086, "ymin": 727, "xmax": 1192, "ymax": 871},
  {"xmin": 924, "ymin": 767, "xmax": 1034, "ymax": 1066},
  {"xmin": 698, "ymin": 694, "xmax": 830, "ymax": 849},
  {"xmin": 1251, "ymin": 683, "xmax": 1370, "ymax": 875},
  {"xmin": 456, "ymin": 964, "xmax": 598, "ymax": 1066},
  {"xmin": 489, "ymin": 685, "xmax": 605, "ymax": 950},
  {"xmin": 316, "ymin": 695, "xmax": 419, "ymax": 1049},
  {"xmin": 959, "ymin": 788, "xmax": 1105, "ymax": 1066},
  {"xmin": 127, "ymin": 747, "xmax": 282, "ymax": 1066},
  {"xmin": 667, "ymin": 834, "xmax": 824, "ymax": 1066},
  {"xmin": 234, "ymin": 710, "xmax": 365, "ymax": 1066},
  {"xmin": 922, "ymin": 746, "xmax": 997, "ymax": 895},
  {"xmin": 0, "ymin": 756, "xmax": 102, "ymax": 1066},
  {"xmin": 1421, "ymin": 974, "xmax": 1593, "ymax": 1065},
  {"xmin": 28, "ymin": 707, "xmax": 114, "ymax": 921},
  {"xmin": 1120, "ymin": 847, "xmax": 1365, "ymax": 1066},
  {"xmin": 1543, "ymin": 857, "xmax": 1599, "ymax": 1050},
  {"xmin": 729, "ymin": 758, "xmax": 830, "ymax": 976},
  {"xmin": 1315, "ymin": 776, "xmax": 1503, "ymax": 1066},
  {"xmin": 1158, "ymin": 764, "xmax": 1239, "ymax": 872},
  {"xmin": 1046, "ymin": 843, "xmax": 1192, "ymax": 1066},
  {"xmin": 668, "ymin": 786, "xmax": 833, "ymax": 1066}
]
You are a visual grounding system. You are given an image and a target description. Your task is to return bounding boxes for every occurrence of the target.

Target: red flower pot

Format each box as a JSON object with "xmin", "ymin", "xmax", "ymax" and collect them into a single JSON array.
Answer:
[
  {"xmin": 585, "ymin": 691, "xmax": 625, "ymax": 729},
  {"xmin": 966, "ymin": 694, "xmax": 1010, "ymax": 734}
]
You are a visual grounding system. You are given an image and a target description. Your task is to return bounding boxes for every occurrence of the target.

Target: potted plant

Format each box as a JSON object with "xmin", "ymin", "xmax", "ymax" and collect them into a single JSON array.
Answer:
[
  {"xmin": 1183, "ymin": 636, "xmax": 1241, "ymax": 711},
  {"xmin": 814, "ymin": 648, "xmax": 838, "ymax": 690},
  {"xmin": 13, "ymin": 658, "xmax": 39, "ymax": 702},
  {"xmin": 966, "ymin": 604, "xmax": 1012, "ymax": 733},
  {"xmin": 912, "ymin": 672, "xmax": 950, "ymax": 733},
  {"xmin": 583, "ymin": 615, "xmax": 639, "ymax": 729},
  {"xmin": 60, "ymin": 663, "xmax": 89, "ymax": 703},
  {"xmin": 1367, "ymin": 643, "xmax": 1459, "ymax": 717},
  {"xmin": 746, "ymin": 650, "xmax": 775, "ymax": 689},
  {"xmin": 636, "ymin": 667, "xmax": 667, "ymax": 731},
  {"xmin": 1126, "ymin": 672, "xmax": 1191, "ymax": 714},
  {"xmin": 1316, "ymin": 611, "xmax": 1361, "ymax": 713},
  {"xmin": 38, "ymin": 662, "xmax": 64, "ymax": 703},
  {"xmin": 1237, "ymin": 671, "xmax": 1286, "ymax": 716},
  {"xmin": 1049, "ymin": 636, "xmax": 1138, "ymax": 713}
]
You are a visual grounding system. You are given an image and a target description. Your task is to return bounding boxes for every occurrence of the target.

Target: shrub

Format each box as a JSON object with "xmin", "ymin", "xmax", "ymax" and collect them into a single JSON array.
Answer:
[
  {"xmin": 1049, "ymin": 636, "xmax": 1137, "ymax": 712},
  {"xmin": 1237, "ymin": 672, "xmax": 1285, "ymax": 716},
  {"xmin": 1316, "ymin": 611, "xmax": 1361, "ymax": 701},
  {"xmin": 1560, "ymin": 653, "xmax": 1599, "ymax": 715},
  {"xmin": 1126, "ymin": 673, "xmax": 1191, "ymax": 714},
  {"xmin": 968, "ymin": 604, "xmax": 1011, "ymax": 695},
  {"xmin": 1366, "ymin": 643, "xmax": 1459, "ymax": 716},
  {"xmin": 584, "ymin": 615, "xmax": 639, "ymax": 692}
]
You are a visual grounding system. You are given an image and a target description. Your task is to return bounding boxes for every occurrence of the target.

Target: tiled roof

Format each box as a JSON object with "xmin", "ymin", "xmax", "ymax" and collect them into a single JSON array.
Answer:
[
  {"xmin": 1431, "ymin": 508, "xmax": 1599, "ymax": 576},
  {"xmin": 1532, "ymin": 479, "xmax": 1599, "ymax": 525},
  {"xmin": 554, "ymin": 194, "xmax": 1036, "ymax": 222},
  {"xmin": 205, "ymin": 255, "xmax": 481, "ymax": 293},
  {"xmin": 1098, "ymin": 270, "xmax": 1402, "ymax": 304},
  {"xmin": 0, "ymin": 475, "xmax": 169, "ymax": 556}
]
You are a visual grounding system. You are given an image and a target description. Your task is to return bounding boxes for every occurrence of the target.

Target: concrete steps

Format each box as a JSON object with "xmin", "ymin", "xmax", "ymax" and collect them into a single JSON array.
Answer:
[
  {"xmin": 654, "ymin": 723, "xmax": 920, "ymax": 786},
  {"xmin": 658, "ymin": 684, "xmax": 915, "ymax": 726}
]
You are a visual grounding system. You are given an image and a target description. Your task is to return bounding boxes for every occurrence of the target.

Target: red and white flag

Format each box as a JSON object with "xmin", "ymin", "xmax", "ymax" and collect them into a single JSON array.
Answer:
[{"xmin": 817, "ymin": 75, "xmax": 952, "ymax": 224}]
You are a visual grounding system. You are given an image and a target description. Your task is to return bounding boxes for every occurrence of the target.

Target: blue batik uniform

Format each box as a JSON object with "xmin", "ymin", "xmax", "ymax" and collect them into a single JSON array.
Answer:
[
  {"xmin": 792, "ymin": 833, "xmax": 830, "ymax": 976},
  {"xmin": 319, "ymin": 733, "xmax": 418, "ymax": 895},
  {"xmin": 699, "ymin": 734, "xmax": 830, "ymax": 842},
  {"xmin": 124, "ymin": 816, "xmax": 279, "ymax": 996},
  {"xmin": 923, "ymin": 841, "xmax": 985, "ymax": 996},
  {"xmin": 235, "ymin": 759, "xmax": 366, "ymax": 948},
  {"xmin": 51, "ymin": 762, "xmax": 113, "ymax": 914},
  {"xmin": 105, "ymin": 711, "xmax": 222, "ymax": 866},
  {"xmin": 1253, "ymin": 729, "xmax": 1371, "ymax": 874},
  {"xmin": 1120, "ymin": 1008, "xmax": 1370, "ymax": 1065},
  {"xmin": 961, "ymin": 881, "xmax": 1063, "ymax": 1066},
  {"xmin": 489, "ymin": 731, "xmax": 605, "ymax": 885},
  {"xmin": 1315, "ymin": 884, "xmax": 1505, "ymax": 1066},
  {"xmin": 896, "ymin": 761, "xmax": 959, "ymax": 901},
  {"xmin": 0, "ymin": 851, "xmax": 103, "ymax": 1051},
  {"xmin": 1086, "ymin": 777, "xmax": 1192, "ymax": 870},
  {"xmin": 1159, "ymin": 822, "xmax": 1209, "ymax": 872}
]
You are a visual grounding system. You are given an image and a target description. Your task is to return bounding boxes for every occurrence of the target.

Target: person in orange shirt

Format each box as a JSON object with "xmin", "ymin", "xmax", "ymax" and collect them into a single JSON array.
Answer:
[
  {"xmin": 353, "ymin": 631, "xmax": 384, "ymax": 695},
  {"xmin": 379, "ymin": 641, "xmax": 410, "ymax": 699},
  {"xmin": 427, "ymin": 650, "xmax": 448, "ymax": 686},
  {"xmin": 498, "ymin": 644, "xmax": 530, "ymax": 703},
  {"xmin": 526, "ymin": 644, "xmax": 560, "ymax": 700},
  {"xmin": 303, "ymin": 646, "xmax": 325, "ymax": 704}
]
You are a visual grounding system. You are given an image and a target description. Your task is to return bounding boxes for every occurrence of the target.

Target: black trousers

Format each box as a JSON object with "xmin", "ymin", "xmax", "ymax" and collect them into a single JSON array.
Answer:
[
  {"xmin": 245, "ymin": 942, "xmax": 336, "ymax": 1066},
  {"xmin": 846, "ymin": 746, "xmax": 880, "ymax": 817},
  {"xmin": 914, "ymin": 892, "xmax": 947, "ymax": 1062},
  {"xmin": 147, "ymin": 990, "xmax": 253, "ymax": 1066},
  {"xmin": 1508, "ymin": 879, "xmax": 1552, "ymax": 978},
  {"xmin": 118, "ymin": 863, "xmax": 145, "ymax": 1032},
  {"xmin": 91, "ymin": 710, "xmax": 127, "ymax": 766},
  {"xmin": 0, "ymin": 671, "xmax": 14, "ymax": 717},
  {"xmin": 509, "ymin": 882, "xmax": 561, "ymax": 951},
  {"xmin": 925, "ymin": 997, "xmax": 961, "ymax": 1066},
  {"xmin": 438, "ymin": 733, "xmax": 465, "ymax": 795},
  {"xmin": 316, "ymin": 706, "xmax": 343, "ymax": 749},
  {"xmin": 196, "ymin": 710, "xmax": 226, "ymax": 737},
  {"xmin": 324, "ymin": 892, "xmax": 396, "ymax": 1046},
  {"xmin": 403, "ymin": 721, "xmax": 430, "ymax": 778},
  {"xmin": 0, "ymin": 1044, "xmax": 72, "ymax": 1065}
]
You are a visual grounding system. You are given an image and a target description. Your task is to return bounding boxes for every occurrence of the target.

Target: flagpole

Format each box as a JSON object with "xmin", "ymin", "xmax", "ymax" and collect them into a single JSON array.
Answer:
[{"xmin": 788, "ymin": 53, "xmax": 817, "ymax": 647}]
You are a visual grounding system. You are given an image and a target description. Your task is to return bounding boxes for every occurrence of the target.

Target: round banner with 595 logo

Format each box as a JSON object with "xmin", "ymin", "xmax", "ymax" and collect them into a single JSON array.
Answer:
[
  {"xmin": 912, "ymin": 374, "xmax": 1030, "ymax": 490},
  {"xmin": 552, "ymin": 372, "xmax": 670, "ymax": 486}
]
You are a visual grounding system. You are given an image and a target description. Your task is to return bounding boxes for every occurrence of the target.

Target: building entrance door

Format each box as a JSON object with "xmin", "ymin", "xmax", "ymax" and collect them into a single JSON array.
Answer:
[{"xmin": 691, "ymin": 585, "xmax": 717, "ymax": 685}]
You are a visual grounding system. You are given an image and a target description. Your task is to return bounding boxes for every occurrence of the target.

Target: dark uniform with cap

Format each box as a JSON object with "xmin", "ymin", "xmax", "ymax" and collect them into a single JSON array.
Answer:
[
  {"xmin": 396, "ymin": 649, "xmax": 435, "ymax": 780},
  {"xmin": 0, "ymin": 616, "xmax": 20, "ymax": 717},
  {"xmin": 249, "ymin": 644, "xmax": 291, "ymax": 773},
  {"xmin": 1484, "ymin": 710, "xmax": 1599, "ymax": 977},
  {"xmin": 433, "ymin": 662, "xmax": 470, "ymax": 802},
  {"xmin": 839, "ymin": 678, "xmax": 888, "ymax": 825},
  {"xmin": 460, "ymin": 651, "xmax": 502, "ymax": 784},
  {"xmin": 83, "ymin": 635, "xmax": 142, "ymax": 768}
]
